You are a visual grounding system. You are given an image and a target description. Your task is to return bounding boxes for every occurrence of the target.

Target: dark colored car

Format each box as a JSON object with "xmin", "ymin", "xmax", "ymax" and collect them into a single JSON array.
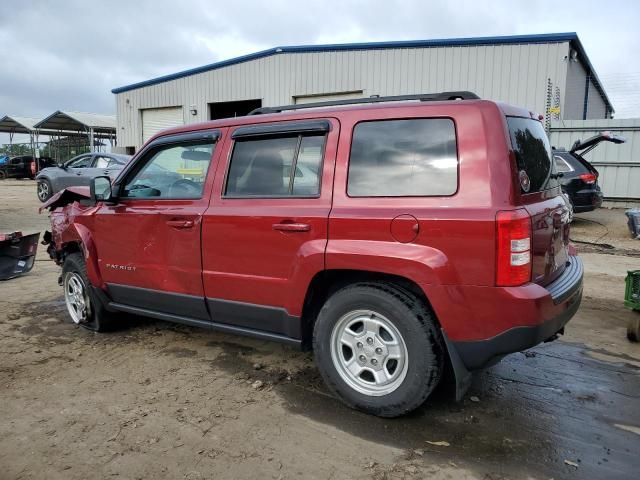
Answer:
[
  {"xmin": 35, "ymin": 152, "xmax": 131, "ymax": 202},
  {"xmin": 0, "ymin": 155, "xmax": 55, "ymax": 180},
  {"xmin": 553, "ymin": 132, "xmax": 626, "ymax": 213},
  {"xmin": 42, "ymin": 92, "xmax": 582, "ymax": 417}
]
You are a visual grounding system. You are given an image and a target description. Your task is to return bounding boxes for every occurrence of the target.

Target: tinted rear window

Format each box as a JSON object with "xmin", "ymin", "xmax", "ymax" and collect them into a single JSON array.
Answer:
[
  {"xmin": 507, "ymin": 117, "xmax": 558, "ymax": 193},
  {"xmin": 347, "ymin": 118, "xmax": 458, "ymax": 197}
]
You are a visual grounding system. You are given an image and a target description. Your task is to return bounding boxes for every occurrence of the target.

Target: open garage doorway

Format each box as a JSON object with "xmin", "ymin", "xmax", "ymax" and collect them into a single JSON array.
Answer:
[{"xmin": 208, "ymin": 99, "xmax": 262, "ymax": 120}]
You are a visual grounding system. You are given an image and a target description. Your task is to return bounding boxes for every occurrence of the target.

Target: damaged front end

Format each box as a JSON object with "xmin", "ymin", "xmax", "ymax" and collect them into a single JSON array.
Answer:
[
  {"xmin": 39, "ymin": 186, "xmax": 95, "ymax": 265},
  {"xmin": 0, "ymin": 231, "xmax": 40, "ymax": 280}
]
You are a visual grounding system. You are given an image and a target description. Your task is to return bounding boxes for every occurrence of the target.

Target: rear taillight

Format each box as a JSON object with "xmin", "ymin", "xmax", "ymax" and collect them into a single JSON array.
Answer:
[
  {"xmin": 30, "ymin": 161, "xmax": 36, "ymax": 176},
  {"xmin": 579, "ymin": 173, "xmax": 597, "ymax": 184},
  {"xmin": 496, "ymin": 209, "xmax": 532, "ymax": 287}
]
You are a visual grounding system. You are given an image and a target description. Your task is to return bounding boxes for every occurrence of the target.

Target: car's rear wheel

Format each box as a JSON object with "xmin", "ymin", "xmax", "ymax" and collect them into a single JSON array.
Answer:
[
  {"xmin": 37, "ymin": 179, "xmax": 53, "ymax": 202},
  {"xmin": 62, "ymin": 252, "xmax": 116, "ymax": 332},
  {"xmin": 0, "ymin": 170, "xmax": 6, "ymax": 180},
  {"xmin": 313, "ymin": 282, "xmax": 443, "ymax": 417}
]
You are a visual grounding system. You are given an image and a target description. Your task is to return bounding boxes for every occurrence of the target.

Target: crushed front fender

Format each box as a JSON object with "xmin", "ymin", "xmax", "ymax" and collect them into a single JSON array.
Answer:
[{"xmin": 39, "ymin": 186, "xmax": 91, "ymax": 213}]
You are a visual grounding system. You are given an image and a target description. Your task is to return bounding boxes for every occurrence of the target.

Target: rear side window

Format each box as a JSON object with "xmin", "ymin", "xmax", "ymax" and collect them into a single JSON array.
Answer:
[
  {"xmin": 347, "ymin": 119, "xmax": 458, "ymax": 197},
  {"xmin": 507, "ymin": 117, "xmax": 558, "ymax": 193},
  {"xmin": 553, "ymin": 155, "xmax": 574, "ymax": 173},
  {"xmin": 225, "ymin": 134, "xmax": 325, "ymax": 197}
]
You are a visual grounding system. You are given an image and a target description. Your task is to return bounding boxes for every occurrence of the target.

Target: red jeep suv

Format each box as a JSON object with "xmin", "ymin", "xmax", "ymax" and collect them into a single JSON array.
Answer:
[{"xmin": 43, "ymin": 92, "xmax": 583, "ymax": 417}]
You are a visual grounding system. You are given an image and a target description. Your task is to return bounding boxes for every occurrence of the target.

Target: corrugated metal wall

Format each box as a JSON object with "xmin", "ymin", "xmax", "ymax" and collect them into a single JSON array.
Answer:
[
  {"xmin": 550, "ymin": 119, "xmax": 640, "ymax": 200},
  {"xmin": 564, "ymin": 60, "xmax": 607, "ymax": 120},
  {"xmin": 564, "ymin": 60, "xmax": 587, "ymax": 120},
  {"xmin": 116, "ymin": 42, "xmax": 571, "ymax": 148}
]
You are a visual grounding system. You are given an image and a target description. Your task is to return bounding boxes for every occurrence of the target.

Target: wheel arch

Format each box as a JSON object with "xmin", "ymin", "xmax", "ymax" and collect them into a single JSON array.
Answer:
[
  {"xmin": 299, "ymin": 269, "xmax": 439, "ymax": 348},
  {"xmin": 299, "ymin": 268, "xmax": 471, "ymax": 401},
  {"xmin": 58, "ymin": 223, "xmax": 103, "ymax": 288}
]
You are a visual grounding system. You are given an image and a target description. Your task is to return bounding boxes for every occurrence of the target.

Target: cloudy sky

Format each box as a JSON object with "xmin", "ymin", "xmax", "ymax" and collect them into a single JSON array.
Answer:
[{"xmin": 1, "ymin": 0, "xmax": 638, "ymax": 144}]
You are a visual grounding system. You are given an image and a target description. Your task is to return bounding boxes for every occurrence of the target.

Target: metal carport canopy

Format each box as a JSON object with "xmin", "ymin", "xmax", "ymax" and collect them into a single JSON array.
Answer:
[
  {"xmin": 0, "ymin": 115, "xmax": 64, "ymax": 137},
  {"xmin": 33, "ymin": 111, "xmax": 116, "ymax": 135},
  {"xmin": 0, "ymin": 115, "xmax": 71, "ymax": 160},
  {"xmin": 33, "ymin": 111, "xmax": 116, "ymax": 151}
]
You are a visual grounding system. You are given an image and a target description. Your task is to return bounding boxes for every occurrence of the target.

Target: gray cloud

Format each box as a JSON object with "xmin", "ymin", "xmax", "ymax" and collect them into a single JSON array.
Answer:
[{"xmin": 1, "ymin": 0, "xmax": 638, "ymax": 145}]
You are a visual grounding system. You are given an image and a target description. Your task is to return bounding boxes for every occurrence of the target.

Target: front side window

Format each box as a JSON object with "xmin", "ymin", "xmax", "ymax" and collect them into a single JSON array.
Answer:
[
  {"xmin": 122, "ymin": 142, "xmax": 214, "ymax": 199},
  {"xmin": 225, "ymin": 134, "xmax": 325, "ymax": 197},
  {"xmin": 347, "ymin": 118, "xmax": 458, "ymax": 197},
  {"xmin": 67, "ymin": 155, "xmax": 93, "ymax": 168}
]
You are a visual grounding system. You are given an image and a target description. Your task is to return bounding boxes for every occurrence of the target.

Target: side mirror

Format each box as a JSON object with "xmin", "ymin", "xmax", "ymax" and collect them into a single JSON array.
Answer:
[
  {"xmin": 90, "ymin": 176, "xmax": 115, "ymax": 204},
  {"xmin": 58, "ymin": 162, "xmax": 66, "ymax": 169}
]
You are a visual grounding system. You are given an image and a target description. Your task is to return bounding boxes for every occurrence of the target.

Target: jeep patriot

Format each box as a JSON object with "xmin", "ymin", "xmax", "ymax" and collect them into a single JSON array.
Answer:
[{"xmin": 42, "ymin": 92, "xmax": 583, "ymax": 417}]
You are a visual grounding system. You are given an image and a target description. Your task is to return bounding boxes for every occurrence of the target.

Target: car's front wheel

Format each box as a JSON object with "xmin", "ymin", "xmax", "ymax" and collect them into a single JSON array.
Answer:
[
  {"xmin": 313, "ymin": 282, "xmax": 443, "ymax": 417},
  {"xmin": 62, "ymin": 253, "xmax": 116, "ymax": 332},
  {"xmin": 37, "ymin": 179, "xmax": 53, "ymax": 202}
]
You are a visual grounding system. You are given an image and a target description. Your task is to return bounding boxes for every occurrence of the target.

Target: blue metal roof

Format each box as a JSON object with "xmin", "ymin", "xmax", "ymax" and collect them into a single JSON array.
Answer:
[{"xmin": 111, "ymin": 32, "xmax": 612, "ymax": 112}]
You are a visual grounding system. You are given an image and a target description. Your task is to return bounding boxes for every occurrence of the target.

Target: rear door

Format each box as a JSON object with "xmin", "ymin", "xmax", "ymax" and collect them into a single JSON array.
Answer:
[
  {"xmin": 507, "ymin": 117, "xmax": 570, "ymax": 285},
  {"xmin": 201, "ymin": 119, "xmax": 338, "ymax": 338}
]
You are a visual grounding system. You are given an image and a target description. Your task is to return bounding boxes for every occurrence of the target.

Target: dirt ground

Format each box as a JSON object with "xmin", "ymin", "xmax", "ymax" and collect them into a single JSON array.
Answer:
[{"xmin": 1, "ymin": 179, "xmax": 639, "ymax": 480}]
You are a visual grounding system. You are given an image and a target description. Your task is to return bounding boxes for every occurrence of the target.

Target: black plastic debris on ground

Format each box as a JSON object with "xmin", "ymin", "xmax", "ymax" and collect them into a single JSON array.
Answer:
[{"xmin": 0, "ymin": 231, "xmax": 40, "ymax": 280}]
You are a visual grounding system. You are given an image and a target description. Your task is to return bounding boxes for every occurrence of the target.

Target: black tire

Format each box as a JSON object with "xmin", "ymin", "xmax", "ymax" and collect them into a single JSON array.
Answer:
[
  {"xmin": 0, "ymin": 170, "xmax": 6, "ymax": 179},
  {"xmin": 313, "ymin": 282, "xmax": 444, "ymax": 417},
  {"xmin": 37, "ymin": 178, "xmax": 53, "ymax": 202},
  {"xmin": 62, "ymin": 252, "xmax": 116, "ymax": 332}
]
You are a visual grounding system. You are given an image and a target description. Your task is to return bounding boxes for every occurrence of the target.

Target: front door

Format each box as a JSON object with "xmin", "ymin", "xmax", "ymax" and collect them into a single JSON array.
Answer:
[
  {"xmin": 92, "ymin": 131, "xmax": 221, "ymax": 320},
  {"xmin": 60, "ymin": 154, "xmax": 94, "ymax": 188},
  {"xmin": 201, "ymin": 119, "xmax": 338, "ymax": 338}
]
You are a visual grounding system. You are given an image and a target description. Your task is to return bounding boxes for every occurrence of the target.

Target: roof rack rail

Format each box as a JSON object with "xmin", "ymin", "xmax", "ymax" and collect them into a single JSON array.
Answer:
[{"xmin": 248, "ymin": 91, "xmax": 480, "ymax": 115}]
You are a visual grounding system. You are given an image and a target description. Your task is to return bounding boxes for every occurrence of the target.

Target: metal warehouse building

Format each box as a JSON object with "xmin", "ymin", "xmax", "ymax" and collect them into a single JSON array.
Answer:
[{"xmin": 112, "ymin": 32, "xmax": 613, "ymax": 152}]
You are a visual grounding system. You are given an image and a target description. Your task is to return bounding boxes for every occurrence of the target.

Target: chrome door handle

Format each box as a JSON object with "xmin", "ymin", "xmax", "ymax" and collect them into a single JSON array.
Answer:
[
  {"xmin": 272, "ymin": 222, "xmax": 311, "ymax": 232},
  {"xmin": 166, "ymin": 220, "xmax": 194, "ymax": 229}
]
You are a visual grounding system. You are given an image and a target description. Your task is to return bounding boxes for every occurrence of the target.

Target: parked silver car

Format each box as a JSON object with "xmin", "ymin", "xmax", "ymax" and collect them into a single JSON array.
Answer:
[{"xmin": 35, "ymin": 153, "xmax": 131, "ymax": 202}]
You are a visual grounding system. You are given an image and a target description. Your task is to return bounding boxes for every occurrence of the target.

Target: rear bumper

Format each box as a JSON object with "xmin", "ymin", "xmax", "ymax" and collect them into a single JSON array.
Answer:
[
  {"xmin": 450, "ymin": 286, "xmax": 581, "ymax": 369},
  {"xmin": 572, "ymin": 188, "xmax": 603, "ymax": 212},
  {"xmin": 426, "ymin": 256, "xmax": 583, "ymax": 371}
]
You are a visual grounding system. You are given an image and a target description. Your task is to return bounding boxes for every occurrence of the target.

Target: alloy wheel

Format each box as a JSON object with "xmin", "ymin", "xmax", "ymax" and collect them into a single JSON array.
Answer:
[
  {"xmin": 330, "ymin": 309, "xmax": 409, "ymax": 396},
  {"xmin": 64, "ymin": 272, "xmax": 90, "ymax": 324},
  {"xmin": 37, "ymin": 181, "xmax": 49, "ymax": 201}
]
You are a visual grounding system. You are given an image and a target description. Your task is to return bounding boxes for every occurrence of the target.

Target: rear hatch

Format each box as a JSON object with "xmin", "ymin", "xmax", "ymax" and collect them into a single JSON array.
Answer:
[
  {"xmin": 569, "ymin": 131, "xmax": 626, "ymax": 186},
  {"xmin": 507, "ymin": 116, "xmax": 571, "ymax": 286}
]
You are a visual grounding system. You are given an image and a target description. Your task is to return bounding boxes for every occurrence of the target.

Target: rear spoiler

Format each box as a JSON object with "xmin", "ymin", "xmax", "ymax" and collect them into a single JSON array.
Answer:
[{"xmin": 570, "ymin": 131, "xmax": 626, "ymax": 155}]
